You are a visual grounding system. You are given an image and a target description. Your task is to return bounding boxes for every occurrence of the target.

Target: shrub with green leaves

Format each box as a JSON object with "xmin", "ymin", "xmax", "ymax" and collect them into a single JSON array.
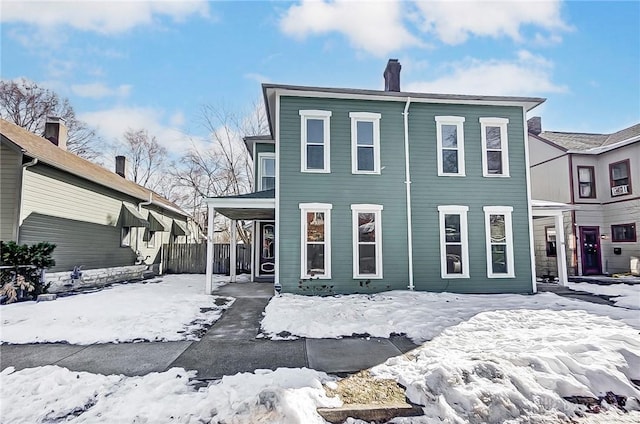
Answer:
[{"xmin": 0, "ymin": 241, "xmax": 55, "ymax": 303}]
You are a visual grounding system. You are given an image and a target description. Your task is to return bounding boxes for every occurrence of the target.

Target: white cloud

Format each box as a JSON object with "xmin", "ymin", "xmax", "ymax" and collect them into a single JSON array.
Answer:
[
  {"xmin": 413, "ymin": 0, "xmax": 570, "ymax": 45},
  {"xmin": 80, "ymin": 107, "xmax": 202, "ymax": 156},
  {"xmin": 279, "ymin": 0, "xmax": 570, "ymax": 54},
  {"xmin": 405, "ymin": 50, "xmax": 567, "ymax": 96},
  {"xmin": 244, "ymin": 73, "xmax": 272, "ymax": 84},
  {"xmin": 1, "ymin": 0, "xmax": 210, "ymax": 34},
  {"xmin": 71, "ymin": 83, "xmax": 132, "ymax": 99},
  {"xmin": 279, "ymin": 0, "xmax": 421, "ymax": 56}
]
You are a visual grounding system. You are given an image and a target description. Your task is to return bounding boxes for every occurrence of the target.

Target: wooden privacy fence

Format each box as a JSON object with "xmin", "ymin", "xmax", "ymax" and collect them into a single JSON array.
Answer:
[{"xmin": 162, "ymin": 243, "xmax": 251, "ymax": 275}]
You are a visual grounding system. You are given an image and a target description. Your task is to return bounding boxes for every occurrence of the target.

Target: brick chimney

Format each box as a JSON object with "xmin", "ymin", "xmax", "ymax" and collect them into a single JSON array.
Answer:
[
  {"xmin": 527, "ymin": 116, "xmax": 542, "ymax": 135},
  {"xmin": 44, "ymin": 117, "xmax": 68, "ymax": 150},
  {"xmin": 384, "ymin": 59, "xmax": 401, "ymax": 92},
  {"xmin": 115, "ymin": 155, "xmax": 127, "ymax": 178}
]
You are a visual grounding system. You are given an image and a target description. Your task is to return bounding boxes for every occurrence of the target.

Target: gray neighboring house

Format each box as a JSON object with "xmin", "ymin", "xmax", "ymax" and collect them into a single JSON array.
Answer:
[
  {"xmin": 204, "ymin": 59, "xmax": 555, "ymax": 295},
  {"xmin": 1, "ymin": 117, "xmax": 194, "ymax": 289},
  {"xmin": 528, "ymin": 118, "xmax": 640, "ymax": 277}
]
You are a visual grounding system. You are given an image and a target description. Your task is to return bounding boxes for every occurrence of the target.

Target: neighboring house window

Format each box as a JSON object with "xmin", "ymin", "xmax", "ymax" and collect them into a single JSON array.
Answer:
[
  {"xmin": 610, "ymin": 159, "xmax": 632, "ymax": 196},
  {"xmin": 258, "ymin": 153, "xmax": 275, "ymax": 191},
  {"xmin": 436, "ymin": 116, "xmax": 465, "ymax": 176},
  {"xmin": 438, "ymin": 205, "xmax": 469, "ymax": 278},
  {"xmin": 299, "ymin": 203, "xmax": 332, "ymax": 278},
  {"xmin": 350, "ymin": 112, "xmax": 381, "ymax": 174},
  {"xmin": 577, "ymin": 166, "xmax": 596, "ymax": 198},
  {"xmin": 479, "ymin": 118, "xmax": 510, "ymax": 177},
  {"xmin": 146, "ymin": 231, "xmax": 156, "ymax": 248},
  {"xmin": 299, "ymin": 110, "xmax": 331, "ymax": 173},
  {"xmin": 121, "ymin": 227, "xmax": 131, "ymax": 247},
  {"xmin": 545, "ymin": 226, "xmax": 557, "ymax": 257},
  {"xmin": 611, "ymin": 223, "xmax": 636, "ymax": 242},
  {"xmin": 483, "ymin": 206, "xmax": 515, "ymax": 278},
  {"xmin": 351, "ymin": 204, "xmax": 383, "ymax": 279}
]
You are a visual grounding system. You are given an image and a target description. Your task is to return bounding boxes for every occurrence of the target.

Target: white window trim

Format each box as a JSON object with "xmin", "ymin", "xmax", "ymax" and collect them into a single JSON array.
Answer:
[
  {"xmin": 299, "ymin": 110, "xmax": 332, "ymax": 173},
  {"xmin": 299, "ymin": 203, "xmax": 332, "ymax": 279},
  {"xmin": 257, "ymin": 152, "xmax": 275, "ymax": 191},
  {"xmin": 121, "ymin": 227, "xmax": 131, "ymax": 247},
  {"xmin": 435, "ymin": 116, "xmax": 466, "ymax": 177},
  {"xmin": 480, "ymin": 117, "xmax": 510, "ymax": 177},
  {"xmin": 350, "ymin": 112, "xmax": 381, "ymax": 174},
  {"xmin": 438, "ymin": 205, "xmax": 470, "ymax": 278},
  {"xmin": 351, "ymin": 204, "xmax": 383, "ymax": 279},
  {"xmin": 483, "ymin": 206, "xmax": 515, "ymax": 278}
]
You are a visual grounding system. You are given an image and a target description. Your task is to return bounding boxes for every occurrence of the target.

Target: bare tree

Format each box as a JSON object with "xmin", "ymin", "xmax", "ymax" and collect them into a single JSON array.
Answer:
[
  {"xmin": 118, "ymin": 128, "xmax": 171, "ymax": 194},
  {"xmin": 0, "ymin": 78, "xmax": 102, "ymax": 160},
  {"xmin": 170, "ymin": 100, "xmax": 268, "ymax": 244}
]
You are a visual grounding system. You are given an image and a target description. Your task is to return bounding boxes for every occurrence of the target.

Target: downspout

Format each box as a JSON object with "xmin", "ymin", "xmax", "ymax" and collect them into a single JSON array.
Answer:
[
  {"xmin": 137, "ymin": 193, "xmax": 153, "ymax": 259},
  {"xmin": 403, "ymin": 98, "xmax": 414, "ymax": 290},
  {"xmin": 16, "ymin": 157, "xmax": 39, "ymax": 242}
]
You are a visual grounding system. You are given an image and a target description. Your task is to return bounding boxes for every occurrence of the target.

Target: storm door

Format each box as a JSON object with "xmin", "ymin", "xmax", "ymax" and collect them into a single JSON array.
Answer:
[
  {"xmin": 258, "ymin": 221, "xmax": 275, "ymax": 276},
  {"xmin": 579, "ymin": 226, "xmax": 602, "ymax": 275}
]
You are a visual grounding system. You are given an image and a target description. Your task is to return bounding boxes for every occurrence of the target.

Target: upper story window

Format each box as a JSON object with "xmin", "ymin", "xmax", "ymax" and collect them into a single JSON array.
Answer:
[
  {"xmin": 299, "ymin": 110, "xmax": 331, "ymax": 173},
  {"xmin": 258, "ymin": 153, "xmax": 275, "ymax": 191},
  {"xmin": 577, "ymin": 166, "xmax": 596, "ymax": 198},
  {"xmin": 483, "ymin": 206, "xmax": 515, "ymax": 278},
  {"xmin": 480, "ymin": 118, "xmax": 510, "ymax": 177},
  {"xmin": 299, "ymin": 203, "xmax": 332, "ymax": 279},
  {"xmin": 438, "ymin": 205, "xmax": 469, "ymax": 278},
  {"xmin": 351, "ymin": 204, "xmax": 383, "ymax": 279},
  {"xmin": 350, "ymin": 112, "xmax": 381, "ymax": 174},
  {"xmin": 435, "ymin": 116, "xmax": 465, "ymax": 176},
  {"xmin": 609, "ymin": 159, "xmax": 632, "ymax": 197}
]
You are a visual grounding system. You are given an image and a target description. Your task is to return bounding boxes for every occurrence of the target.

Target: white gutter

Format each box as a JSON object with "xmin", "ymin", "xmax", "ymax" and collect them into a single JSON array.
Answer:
[
  {"xmin": 403, "ymin": 97, "xmax": 414, "ymax": 290},
  {"xmin": 138, "ymin": 192, "xmax": 153, "ymax": 212}
]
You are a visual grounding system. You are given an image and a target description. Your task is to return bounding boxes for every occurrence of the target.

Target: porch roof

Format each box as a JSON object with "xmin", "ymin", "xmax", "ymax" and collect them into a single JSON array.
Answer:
[
  {"xmin": 531, "ymin": 199, "xmax": 575, "ymax": 216},
  {"xmin": 205, "ymin": 189, "xmax": 275, "ymax": 220}
]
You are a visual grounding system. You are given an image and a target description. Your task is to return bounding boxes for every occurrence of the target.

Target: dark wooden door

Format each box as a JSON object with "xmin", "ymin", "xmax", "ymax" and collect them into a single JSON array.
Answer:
[
  {"xmin": 579, "ymin": 226, "xmax": 602, "ymax": 275},
  {"xmin": 258, "ymin": 221, "xmax": 275, "ymax": 276}
]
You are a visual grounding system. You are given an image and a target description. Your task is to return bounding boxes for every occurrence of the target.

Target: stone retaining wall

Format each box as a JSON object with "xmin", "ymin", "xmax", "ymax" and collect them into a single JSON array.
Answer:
[{"xmin": 45, "ymin": 265, "xmax": 151, "ymax": 293}]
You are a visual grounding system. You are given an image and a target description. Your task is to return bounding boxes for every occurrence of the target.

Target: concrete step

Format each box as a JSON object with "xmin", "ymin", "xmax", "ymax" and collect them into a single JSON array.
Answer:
[{"xmin": 317, "ymin": 403, "xmax": 423, "ymax": 423}]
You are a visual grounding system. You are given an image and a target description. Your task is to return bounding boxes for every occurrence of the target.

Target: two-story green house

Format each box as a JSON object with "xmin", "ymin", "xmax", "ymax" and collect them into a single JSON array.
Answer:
[{"xmin": 205, "ymin": 60, "xmax": 545, "ymax": 295}]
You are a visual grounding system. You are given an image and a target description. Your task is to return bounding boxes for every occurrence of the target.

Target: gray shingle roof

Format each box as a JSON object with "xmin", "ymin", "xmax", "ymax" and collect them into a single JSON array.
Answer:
[{"xmin": 539, "ymin": 123, "xmax": 640, "ymax": 151}]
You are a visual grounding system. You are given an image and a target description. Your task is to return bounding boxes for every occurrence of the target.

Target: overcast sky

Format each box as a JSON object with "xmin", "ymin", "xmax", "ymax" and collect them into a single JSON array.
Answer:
[{"xmin": 2, "ymin": 0, "xmax": 638, "ymax": 155}]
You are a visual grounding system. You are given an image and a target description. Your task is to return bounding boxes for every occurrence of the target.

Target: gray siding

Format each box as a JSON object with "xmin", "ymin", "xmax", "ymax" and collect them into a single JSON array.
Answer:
[
  {"xmin": 278, "ymin": 96, "xmax": 533, "ymax": 294},
  {"xmin": 0, "ymin": 141, "xmax": 21, "ymax": 241}
]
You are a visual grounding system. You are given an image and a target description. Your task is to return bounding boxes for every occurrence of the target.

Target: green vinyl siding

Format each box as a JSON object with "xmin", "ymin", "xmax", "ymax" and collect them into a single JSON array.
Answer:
[
  {"xmin": 277, "ymin": 95, "xmax": 533, "ymax": 295},
  {"xmin": 254, "ymin": 142, "xmax": 275, "ymax": 189},
  {"xmin": 0, "ymin": 141, "xmax": 22, "ymax": 242},
  {"xmin": 279, "ymin": 96, "xmax": 409, "ymax": 294}
]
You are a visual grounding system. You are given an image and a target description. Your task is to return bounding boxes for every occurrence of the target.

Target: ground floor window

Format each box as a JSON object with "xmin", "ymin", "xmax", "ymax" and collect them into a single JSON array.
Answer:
[
  {"xmin": 121, "ymin": 227, "xmax": 131, "ymax": 247},
  {"xmin": 545, "ymin": 226, "xmax": 557, "ymax": 257},
  {"xmin": 351, "ymin": 204, "xmax": 383, "ymax": 278},
  {"xmin": 299, "ymin": 203, "xmax": 332, "ymax": 278},
  {"xmin": 484, "ymin": 206, "xmax": 515, "ymax": 278},
  {"xmin": 146, "ymin": 230, "xmax": 156, "ymax": 248},
  {"xmin": 438, "ymin": 205, "xmax": 469, "ymax": 278},
  {"xmin": 611, "ymin": 223, "xmax": 636, "ymax": 242}
]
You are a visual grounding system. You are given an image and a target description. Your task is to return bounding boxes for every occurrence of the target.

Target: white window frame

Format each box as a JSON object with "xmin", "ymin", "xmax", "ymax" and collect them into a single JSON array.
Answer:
[
  {"xmin": 351, "ymin": 204, "xmax": 383, "ymax": 279},
  {"xmin": 483, "ymin": 206, "xmax": 515, "ymax": 278},
  {"xmin": 438, "ymin": 205, "xmax": 469, "ymax": 278},
  {"xmin": 121, "ymin": 227, "xmax": 131, "ymax": 247},
  {"xmin": 146, "ymin": 230, "xmax": 156, "ymax": 248},
  {"xmin": 299, "ymin": 203, "xmax": 332, "ymax": 279},
  {"xmin": 299, "ymin": 110, "xmax": 332, "ymax": 173},
  {"xmin": 350, "ymin": 112, "xmax": 381, "ymax": 174},
  {"xmin": 435, "ymin": 116, "xmax": 466, "ymax": 177},
  {"xmin": 480, "ymin": 118, "xmax": 510, "ymax": 177},
  {"xmin": 257, "ymin": 152, "xmax": 276, "ymax": 191}
]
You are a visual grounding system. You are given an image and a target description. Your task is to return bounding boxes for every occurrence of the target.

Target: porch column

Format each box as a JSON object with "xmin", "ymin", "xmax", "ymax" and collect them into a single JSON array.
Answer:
[
  {"xmin": 555, "ymin": 213, "xmax": 568, "ymax": 286},
  {"xmin": 230, "ymin": 219, "xmax": 237, "ymax": 283},
  {"xmin": 205, "ymin": 205, "xmax": 215, "ymax": 294}
]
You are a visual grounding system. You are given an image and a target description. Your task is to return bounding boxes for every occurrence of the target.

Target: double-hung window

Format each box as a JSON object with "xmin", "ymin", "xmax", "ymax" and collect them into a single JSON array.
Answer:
[
  {"xmin": 436, "ymin": 116, "xmax": 465, "ymax": 176},
  {"xmin": 438, "ymin": 205, "xmax": 469, "ymax": 278},
  {"xmin": 480, "ymin": 118, "xmax": 509, "ymax": 177},
  {"xmin": 577, "ymin": 166, "xmax": 596, "ymax": 198},
  {"xmin": 300, "ymin": 110, "xmax": 331, "ymax": 173},
  {"xmin": 258, "ymin": 153, "xmax": 275, "ymax": 191},
  {"xmin": 299, "ymin": 203, "xmax": 332, "ymax": 278},
  {"xmin": 351, "ymin": 204, "xmax": 383, "ymax": 279},
  {"xmin": 483, "ymin": 206, "xmax": 515, "ymax": 278},
  {"xmin": 350, "ymin": 112, "xmax": 381, "ymax": 174},
  {"xmin": 609, "ymin": 159, "xmax": 632, "ymax": 196}
]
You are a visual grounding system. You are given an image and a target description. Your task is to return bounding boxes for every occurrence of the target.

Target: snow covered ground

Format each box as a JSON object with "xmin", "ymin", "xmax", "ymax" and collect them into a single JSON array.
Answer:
[
  {"xmin": 0, "ymin": 274, "xmax": 239, "ymax": 344},
  {"xmin": 567, "ymin": 281, "xmax": 639, "ymax": 310},
  {"xmin": 261, "ymin": 291, "xmax": 640, "ymax": 343}
]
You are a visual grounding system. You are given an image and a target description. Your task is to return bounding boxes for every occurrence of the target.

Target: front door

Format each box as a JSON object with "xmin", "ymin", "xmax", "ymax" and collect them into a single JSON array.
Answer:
[
  {"xmin": 579, "ymin": 226, "xmax": 602, "ymax": 275},
  {"xmin": 258, "ymin": 221, "xmax": 275, "ymax": 276}
]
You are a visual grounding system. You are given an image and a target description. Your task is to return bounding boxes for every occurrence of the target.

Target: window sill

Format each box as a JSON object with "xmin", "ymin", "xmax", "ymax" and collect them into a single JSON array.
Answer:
[
  {"xmin": 301, "ymin": 169, "xmax": 331, "ymax": 174},
  {"xmin": 441, "ymin": 274, "xmax": 470, "ymax": 279},
  {"xmin": 353, "ymin": 275, "xmax": 383, "ymax": 280},
  {"xmin": 301, "ymin": 274, "xmax": 332, "ymax": 280},
  {"xmin": 352, "ymin": 171, "xmax": 381, "ymax": 175},
  {"xmin": 488, "ymin": 274, "xmax": 516, "ymax": 279},
  {"xmin": 483, "ymin": 174, "xmax": 511, "ymax": 178},
  {"xmin": 438, "ymin": 173, "xmax": 466, "ymax": 177}
]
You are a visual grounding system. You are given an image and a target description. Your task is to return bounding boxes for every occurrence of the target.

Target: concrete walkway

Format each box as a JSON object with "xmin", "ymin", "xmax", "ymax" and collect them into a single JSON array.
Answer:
[{"xmin": 0, "ymin": 282, "xmax": 418, "ymax": 379}]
